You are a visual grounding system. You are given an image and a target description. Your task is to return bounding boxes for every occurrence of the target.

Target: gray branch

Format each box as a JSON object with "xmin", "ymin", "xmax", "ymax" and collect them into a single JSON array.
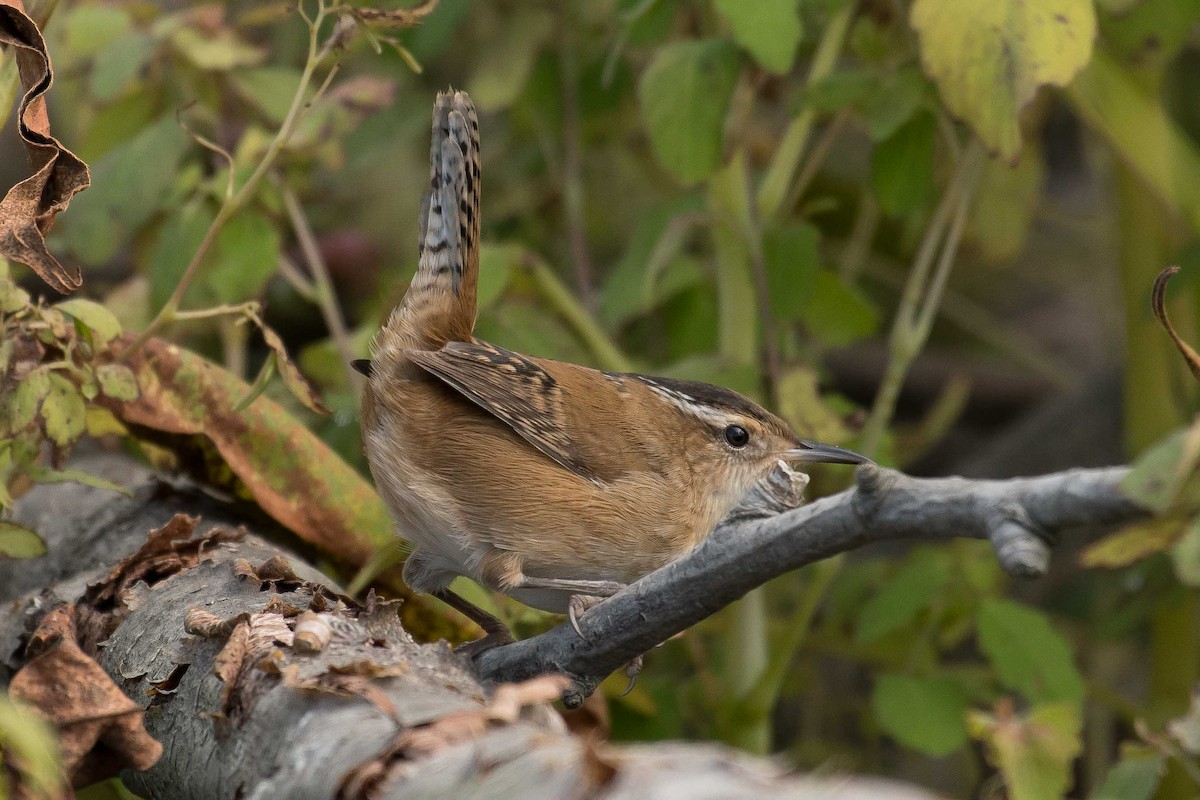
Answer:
[{"xmin": 477, "ymin": 463, "xmax": 1144, "ymax": 707}]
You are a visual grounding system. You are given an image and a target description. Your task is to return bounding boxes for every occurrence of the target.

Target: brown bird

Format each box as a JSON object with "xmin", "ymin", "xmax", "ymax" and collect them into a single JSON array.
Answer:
[{"xmin": 357, "ymin": 91, "xmax": 866, "ymax": 655}]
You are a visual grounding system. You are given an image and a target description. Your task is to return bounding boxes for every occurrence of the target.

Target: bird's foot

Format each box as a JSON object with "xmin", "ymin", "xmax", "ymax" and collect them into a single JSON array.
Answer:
[
  {"xmin": 567, "ymin": 593, "xmax": 609, "ymax": 640},
  {"xmin": 620, "ymin": 655, "xmax": 644, "ymax": 696}
]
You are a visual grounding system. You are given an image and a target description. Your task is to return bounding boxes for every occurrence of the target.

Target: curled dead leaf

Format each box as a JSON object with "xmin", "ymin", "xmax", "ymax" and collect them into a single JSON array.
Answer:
[
  {"xmin": 9, "ymin": 606, "xmax": 162, "ymax": 786},
  {"xmin": 1152, "ymin": 266, "xmax": 1200, "ymax": 381},
  {"xmin": 0, "ymin": 0, "xmax": 90, "ymax": 293}
]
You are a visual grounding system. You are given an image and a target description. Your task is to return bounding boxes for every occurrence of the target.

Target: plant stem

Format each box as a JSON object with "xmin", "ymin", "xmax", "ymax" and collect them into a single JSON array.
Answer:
[
  {"xmin": 277, "ymin": 180, "xmax": 361, "ymax": 393},
  {"xmin": 756, "ymin": 3, "xmax": 854, "ymax": 221},
  {"xmin": 858, "ymin": 139, "xmax": 984, "ymax": 458},
  {"xmin": 559, "ymin": 0, "xmax": 596, "ymax": 310},
  {"xmin": 526, "ymin": 257, "xmax": 633, "ymax": 373},
  {"xmin": 125, "ymin": 1, "xmax": 337, "ymax": 355}
]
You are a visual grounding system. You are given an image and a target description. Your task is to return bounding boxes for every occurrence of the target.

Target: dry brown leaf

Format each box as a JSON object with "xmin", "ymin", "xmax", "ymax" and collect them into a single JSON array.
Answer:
[
  {"xmin": 9, "ymin": 606, "xmax": 162, "ymax": 786},
  {"xmin": 0, "ymin": 0, "xmax": 90, "ymax": 294},
  {"xmin": 211, "ymin": 612, "xmax": 293, "ymax": 724},
  {"xmin": 84, "ymin": 515, "xmax": 242, "ymax": 610},
  {"xmin": 348, "ymin": 0, "xmax": 439, "ymax": 28},
  {"xmin": 104, "ymin": 336, "xmax": 391, "ymax": 565},
  {"xmin": 1152, "ymin": 266, "xmax": 1200, "ymax": 382},
  {"xmin": 395, "ymin": 675, "xmax": 570, "ymax": 758},
  {"xmin": 251, "ymin": 311, "xmax": 330, "ymax": 415}
]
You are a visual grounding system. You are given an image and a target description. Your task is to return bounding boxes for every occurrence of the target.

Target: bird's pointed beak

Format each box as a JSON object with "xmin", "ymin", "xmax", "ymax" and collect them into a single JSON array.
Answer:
[{"xmin": 785, "ymin": 439, "xmax": 871, "ymax": 465}]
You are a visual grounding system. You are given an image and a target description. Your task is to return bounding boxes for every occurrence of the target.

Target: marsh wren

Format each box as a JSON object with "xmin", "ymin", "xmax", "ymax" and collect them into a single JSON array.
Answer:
[{"xmin": 356, "ymin": 91, "xmax": 866, "ymax": 654}]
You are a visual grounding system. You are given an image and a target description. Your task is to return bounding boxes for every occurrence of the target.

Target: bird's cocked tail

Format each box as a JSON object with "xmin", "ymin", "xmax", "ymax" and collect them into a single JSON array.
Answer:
[{"xmin": 372, "ymin": 90, "xmax": 481, "ymax": 367}]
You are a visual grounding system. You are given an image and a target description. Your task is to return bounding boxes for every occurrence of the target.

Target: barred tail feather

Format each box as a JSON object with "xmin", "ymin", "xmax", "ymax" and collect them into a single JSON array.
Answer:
[{"xmin": 373, "ymin": 90, "xmax": 480, "ymax": 364}]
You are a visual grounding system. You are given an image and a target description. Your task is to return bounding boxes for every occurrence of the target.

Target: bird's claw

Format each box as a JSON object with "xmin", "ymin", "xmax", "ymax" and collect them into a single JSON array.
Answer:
[
  {"xmin": 567, "ymin": 594, "xmax": 605, "ymax": 641},
  {"xmin": 620, "ymin": 655, "xmax": 644, "ymax": 696}
]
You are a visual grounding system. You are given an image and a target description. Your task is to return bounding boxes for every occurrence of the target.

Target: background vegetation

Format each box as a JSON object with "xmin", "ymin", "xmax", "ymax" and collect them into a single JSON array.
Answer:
[{"xmin": 4, "ymin": 0, "xmax": 1200, "ymax": 797}]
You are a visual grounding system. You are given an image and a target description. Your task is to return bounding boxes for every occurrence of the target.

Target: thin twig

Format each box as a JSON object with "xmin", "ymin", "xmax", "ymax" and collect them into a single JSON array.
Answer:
[
  {"xmin": 277, "ymin": 179, "xmax": 361, "ymax": 393},
  {"xmin": 559, "ymin": 0, "xmax": 596, "ymax": 311},
  {"xmin": 476, "ymin": 463, "xmax": 1143, "ymax": 708}
]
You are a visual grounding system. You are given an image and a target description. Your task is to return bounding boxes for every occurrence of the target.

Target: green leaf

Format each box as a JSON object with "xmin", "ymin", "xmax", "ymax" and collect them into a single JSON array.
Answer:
[
  {"xmin": 236, "ymin": 352, "xmax": 277, "ymax": 412},
  {"xmin": 1121, "ymin": 423, "xmax": 1200, "ymax": 514},
  {"xmin": 42, "ymin": 373, "xmax": 87, "ymax": 449},
  {"xmin": 856, "ymin": 550, "xmax": 950, "ymax": 643},
  {"xmin": 24, "ymin": 464, "xmax": 131, "ymax": 497},
  {"xmin": 778, "ymin": 367, "xmax": 850, "ymax": 447},
  {"xmin": 62, "ymin": 3, "xmax": 132, "ymax": 59},
  {"xmin": 801, "ymin": 271, "xmax": 880, "ymax": 346},
  {"xmin": 0, "ymin": 274, "xmax": 31, "ymax": 313},
  {"xmin": 713, "ymin": 0, "xmax": 801, "ymax": 74},
  {"xmin": 864, "ymin": 67, "xmax": 929, "ymax": 141},
  {"xmin": 977, "ymin": 598, "xmax": 1085, "ymax": 705},
  {"xmin": 477, "ymin": 243, "xmax": 520, "ymax": 310},
  {"xmin": 1172, "ymin": 517, "xmax": 1200, "ymax": 586},
  {"xmin": 10, "ymin": 370, "xmax": 51, "ymax": 431},
  {"xmin": 873, "ymin": 673, "xmax": 970, "ymax": 756},
  {"xmin": 209, "ymin": 212, "xmax": 281, "ymax": 304},
  {"xmin": 466, "ymin": 8, "xmax": 554, "ymax": 110},
  {"xmin": 231, "ymin": 66, "xmax": 306, "ymax": 124},
  {"xmin": 61, "ymin": 115, "xmax": 192, "ymax": 266},
  {"xmin": 968, "ymin": 702, "xmax": 1081, "ymax": 800},
  {"xmin": 0, "ymin": 696, "xmax": 62, "ymax": 794},
  {"xmin": 968, "ymin": 149, "xmax": 1045, "ymax": 262},
  {"xmin": 639, "ymin": 39, "xmax": 740, "ymax": 185},
  {"xmin": 1093, "ymin": 751, "xmax": 1165, "ymax": 800},
  {"xmin": 910, "ymin": 0, "xmax": 1096, "ymax": 161},
  {"xmin": 871, "ymin": 111, "xmax": 936, "ymax": 216},
  {"xmin": 170, "ymin": 26, "xmax": 265, "ymax": 71},
  {"xmin": 96, "ymin": 364, "xmax": 140, "ymax": 402},
  {"xmin": 90, "ymin": 31, "xmax": 157, "ymax": 102},
  {"xmin": 149, "ymin": 201, "xmax": 216, "ymax": 310},
  {"xmin": 804, "ymin": 69, "xmax": 876, "ymax": 114},
  {"xmin": 55, "ymin": 298, "xmax": 123, "ymax": 346},
  {"xmin": 600, "ymin": 195, "xmax": 706, "ymax": 328},
  {"xmin": 763, "ymin": 223, "xmax": 820, "ymax": 322},
  {"xmin": 0, "ymin": 520, "xmax": 47, "ymax": 558}
]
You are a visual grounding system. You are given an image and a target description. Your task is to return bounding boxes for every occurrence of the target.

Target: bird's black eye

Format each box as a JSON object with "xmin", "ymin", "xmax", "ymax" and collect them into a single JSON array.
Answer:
[{"xmin": 724, "ymin": 425, "xmax": 750, "ymax": 448}]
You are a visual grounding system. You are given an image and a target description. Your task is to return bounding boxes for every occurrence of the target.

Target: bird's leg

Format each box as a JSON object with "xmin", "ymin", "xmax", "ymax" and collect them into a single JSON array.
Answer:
[
  {"xmin": 511, "ymin": 577, "xmax": 626, "ymax": 638},
  {"xmin": 517, "ymin": 578, "xmax": 646, "ymax": 691},
  {"xmin": 432, "ymin": 588, "xmax": 514, "ymax": 657}
]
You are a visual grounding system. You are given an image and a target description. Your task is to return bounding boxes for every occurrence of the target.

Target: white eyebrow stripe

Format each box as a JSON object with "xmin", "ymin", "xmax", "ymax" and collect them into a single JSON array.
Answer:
[{"xmin": 641, "ymin": 380, "xmax": 734, "ymax": 427}]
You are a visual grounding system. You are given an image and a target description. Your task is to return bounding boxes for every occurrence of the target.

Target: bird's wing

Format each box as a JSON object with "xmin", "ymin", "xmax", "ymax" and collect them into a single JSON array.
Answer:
[{"xmin": 404, "ymin": 341, "xmax": 597, "ymax": 481}]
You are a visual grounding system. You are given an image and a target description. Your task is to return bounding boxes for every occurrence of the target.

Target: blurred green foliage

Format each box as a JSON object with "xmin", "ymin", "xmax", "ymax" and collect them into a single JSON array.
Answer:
[{"xmin": 3, "ymin": 0, "xmax": 1200, "ymax": 797}]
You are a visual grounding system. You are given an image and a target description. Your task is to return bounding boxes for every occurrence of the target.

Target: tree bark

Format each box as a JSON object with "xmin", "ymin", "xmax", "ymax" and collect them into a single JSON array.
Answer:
[{"xmin": 1, "ymin": 454, "xmax": 945, "ymax": 799}]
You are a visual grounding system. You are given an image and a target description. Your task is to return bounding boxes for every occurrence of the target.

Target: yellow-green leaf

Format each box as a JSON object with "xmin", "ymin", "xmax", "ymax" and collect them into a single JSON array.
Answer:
[
  {"xmin": 0, "ymin": 520, "xmax": 47, "ymax": 558},
  {"xmin": 1080, "ymin": 515, "xmax": 1188, "ymax": 569},
  {"xmin": 96, "ymin": 363, "xmax": 140, "ymax": 402},
  {"xmin": 713, "ymin": 0, "xmax": 801, "ymax": 74},
  {"xmin": 968, "ymin": 702, "xmax": 1082, "ymax": 800},
  {"xmin": 911, "ymin": 0, "xmax": 1096, "ymax": 161},
  {"xmin": 56, "ymin": 298, "xmax": 123, "ymax": 346},
  {"xmin": 24, "ymin": 463, "xmax": 131, "ymax": 496},
  {"xmin": 10, "ymin": 370, "xmax": 50, "ymax": 431},
  {"xmin": 42, "ymin": 373, "xmax": 87, "ymax": 448}
]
